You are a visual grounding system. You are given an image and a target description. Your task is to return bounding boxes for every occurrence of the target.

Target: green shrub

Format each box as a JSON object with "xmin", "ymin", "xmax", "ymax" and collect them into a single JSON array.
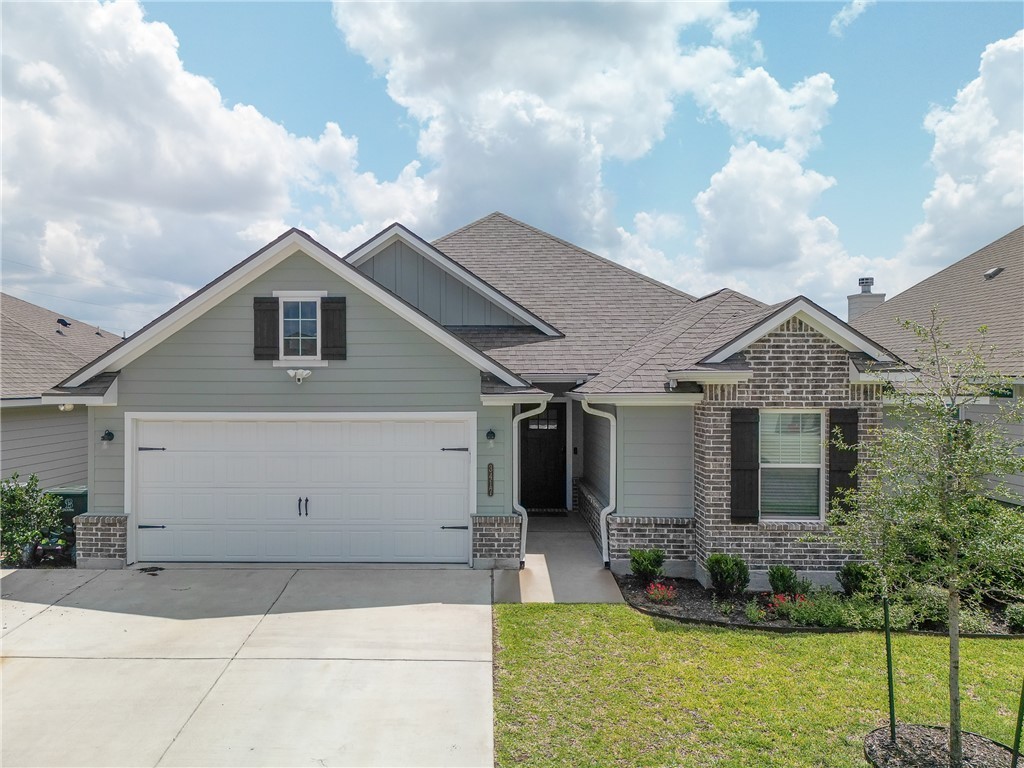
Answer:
[
  {"xmin": 839, "ymin": 594, "xmax": 915, "ymax": 631},
  {"xmin": 1005, "ymin": 603, "xmax": 1024, "ymax": 632},
  {"xmin": 904, "ymin": 584, "xmax": 949, "ymax": 626},
  {"xmin": 788, "ymin": 591, "xmax": 847, "ymax": 628},
  {"xmin": 706, "ymin": 553, "xmax": 749, "ymax": 599},
  {"xmin": 958, "ymin": 605, "xmax": 992, "ymax": 634},
  {"xmin": 629, "ymin": 548, "xmax": 665, "ymax": 585},
  {"xmin": 768, "ymin": 564, "xmax": 798, "ymax": 595},
  {"xmin": 837, "ymin": 562, "xmax": 878, "ymax": 597},
  {"xmin": 744, "ymin": 599, "xmax": 766, "ymax": 623},
  {"xmin": 0, "ymin": 473, "xmax": 62, "ymax": 565}
]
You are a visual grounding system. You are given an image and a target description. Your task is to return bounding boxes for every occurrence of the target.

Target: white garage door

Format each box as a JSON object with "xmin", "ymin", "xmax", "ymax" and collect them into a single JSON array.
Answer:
[{"xmin": 132, "ymin": 414, "xmax": 473, "ymax": 563}]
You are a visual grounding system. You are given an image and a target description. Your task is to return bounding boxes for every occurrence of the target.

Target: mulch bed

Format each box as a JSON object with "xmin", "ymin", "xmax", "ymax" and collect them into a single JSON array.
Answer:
[{"xmin": 864, "ymin": 725, "xmax": 1015, "ymax": 767}]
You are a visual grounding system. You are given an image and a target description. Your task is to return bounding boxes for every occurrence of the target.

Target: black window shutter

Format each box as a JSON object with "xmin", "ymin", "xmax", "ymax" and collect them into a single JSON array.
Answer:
[
  {"xmin": 253, "ymin": 297, "xmax": 279, "ymax": 360},
  {"xmin": 321, "ymin": 297, "xmax": 347, "ymax": 360},
  {"xmin": 829, "ymin": 408, "xmax": 859, "ymax": 502},
  {"xmin": 730, "ymin": 408, "xmax": 759, "ymax": 524}
]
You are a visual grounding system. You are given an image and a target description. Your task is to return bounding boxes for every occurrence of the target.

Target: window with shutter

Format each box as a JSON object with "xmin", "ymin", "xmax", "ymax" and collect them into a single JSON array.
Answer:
[
  {"xmin": 254, "ymin": 292, "xmax": 346, "ymax": 363},
  {"xmin": 730, "ymin": 408, "xmax": 759, "ymax": 523},
  {"xmin": 828, "ymin": 408, "xmax": 859, "ymax": 505},
  {"xmin": 759, "ymin": 411, "xmax": 824, "ymax": 519},
  {"xmin": 253, "ymin": 297, "xmax": 279, "ymax": 360}
]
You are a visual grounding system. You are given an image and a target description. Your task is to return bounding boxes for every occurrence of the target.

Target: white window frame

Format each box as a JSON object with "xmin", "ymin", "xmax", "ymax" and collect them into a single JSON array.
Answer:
[
  {"xmin": 758, "ymin": 408, "xmax": 826, "ymax": 522},
  {"xmin": 273, "ymin": 290, "xmax": 328, "ymax": 367}
]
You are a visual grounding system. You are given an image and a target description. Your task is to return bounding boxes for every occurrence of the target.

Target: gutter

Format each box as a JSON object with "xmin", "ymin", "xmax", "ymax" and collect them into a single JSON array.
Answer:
[
  {"xmin": 579, "ymin": 398, "xmax": 617, "ymax": 567},
  {"xmin": 511, "ymin": 399, "xmax": 550, "ymax": 566}
]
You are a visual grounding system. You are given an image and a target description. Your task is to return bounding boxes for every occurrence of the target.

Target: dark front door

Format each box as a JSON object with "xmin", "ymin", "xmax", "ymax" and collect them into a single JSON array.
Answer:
[{"xmin": 520, "ymin": 402, "xmax": 566, "ymax": 508}]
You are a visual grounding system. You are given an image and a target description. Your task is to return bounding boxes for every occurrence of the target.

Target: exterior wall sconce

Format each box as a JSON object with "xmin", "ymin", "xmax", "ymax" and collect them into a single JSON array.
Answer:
[
  {"xmin": 57, "ymin": 404, "xmax": 75, "ymax": 412},
  {"xmin": 486, "ymin": 428, "xmax": 496, "ymax": 448},
  {"xmin": 287, "ymin": 369, "xmax": 312, "ymax": 384},
  {"xmin": 100, "ymin": 429, "xmax": 115, "ymax": 449}
]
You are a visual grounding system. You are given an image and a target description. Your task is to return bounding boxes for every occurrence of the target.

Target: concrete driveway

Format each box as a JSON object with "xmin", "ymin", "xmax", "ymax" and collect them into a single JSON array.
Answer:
[{"xmin": 1, "ymin": 566, "xmax": 493, "ymax": 768}]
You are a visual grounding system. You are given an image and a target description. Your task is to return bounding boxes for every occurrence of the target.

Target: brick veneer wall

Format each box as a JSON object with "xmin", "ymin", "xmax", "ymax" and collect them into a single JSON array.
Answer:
[
  {"xmin": 693, "ymin": 318, "xmax": 883, "ymax": 583},
  {"xmin": 607, "ymin": 516, "xmax": 695, "ymax": 576},
  {"xmin": 576, "ymin": 482, "xmax": 605, "ymax": 550},
  {"xmin": 472, "ymin": 515, "xmax": 522, "ymax": 569},
  {"xmin": 74, "ymin": 512, "xmax": 127, "ymax": 569}
]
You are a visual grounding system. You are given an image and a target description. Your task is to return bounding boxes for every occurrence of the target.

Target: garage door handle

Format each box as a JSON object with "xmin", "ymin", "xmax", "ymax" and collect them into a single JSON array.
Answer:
[
  {"xmin": 305, "ymin": 497, "xmax": 309, "ymax": 516},
  {"xmin": 297, "ymin": 497, "xmax": 302, "ymax": 517},
  {"xmin": 441, "ymin": 447, "xmax": 469, "ymax": 451},
  {"xmin": 440, "ymin": 525, "xmax": 469, "ymax": 530}
]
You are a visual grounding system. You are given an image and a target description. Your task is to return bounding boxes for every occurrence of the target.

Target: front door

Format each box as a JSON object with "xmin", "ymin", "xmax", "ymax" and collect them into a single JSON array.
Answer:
[{"xmin": 520, "ymin": 402, "xmax": 566, "ymax": 508}]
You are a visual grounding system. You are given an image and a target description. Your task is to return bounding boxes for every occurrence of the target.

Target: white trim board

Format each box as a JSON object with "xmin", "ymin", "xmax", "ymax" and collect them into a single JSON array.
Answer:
[
  {"xmin": 568, "ymin": 393, "xmax": 704, "ymax": 406},
  {"xmin": 345, "ymin": 226, "xmax": 560, "ymax": 336},
  {"xmin": 703, "ymin": 299, "xmax": 894, "ymax": 364},
  {"xmin": 63, "ymin": 229, "xmax": 528, "ymax": 389},
  {"xmin": 123, "ymin": 410, "xmax": 478, "ymax": 566},
  {"xmin": 42, "ymin": 378, "xmax": 119, "ymax": 407}
]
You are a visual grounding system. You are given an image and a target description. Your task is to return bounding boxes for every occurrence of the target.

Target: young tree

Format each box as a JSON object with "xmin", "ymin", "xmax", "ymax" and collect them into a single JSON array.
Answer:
[{"xmin": 829, "ymin": 310, "xmax": 1024, "ymax": 768}]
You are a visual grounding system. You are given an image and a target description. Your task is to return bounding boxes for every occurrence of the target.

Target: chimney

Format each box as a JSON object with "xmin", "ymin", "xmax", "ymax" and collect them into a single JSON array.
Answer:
[{"xmin": 847, "ymin": 277, "xmax": 884, "ymax": 322}]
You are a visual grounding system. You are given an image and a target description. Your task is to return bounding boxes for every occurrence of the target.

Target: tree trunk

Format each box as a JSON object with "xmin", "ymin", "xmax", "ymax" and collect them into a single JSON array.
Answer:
[{"xmin": 949, "ymin": 587, "xmax": 962, "ymax": 768}]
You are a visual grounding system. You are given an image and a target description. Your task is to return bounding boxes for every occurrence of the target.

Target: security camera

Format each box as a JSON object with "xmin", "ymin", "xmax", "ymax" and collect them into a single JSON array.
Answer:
[{"xmin": 287, "ymin": 369, "xmax": 313, "ymax": 385}]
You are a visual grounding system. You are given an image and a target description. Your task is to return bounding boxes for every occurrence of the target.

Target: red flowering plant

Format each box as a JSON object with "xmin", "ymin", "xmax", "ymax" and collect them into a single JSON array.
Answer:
[
  {"xmin": 766, "ymin": 592, "xmax": 807, "ymax": 618},
  {"xmin": 645, "ymin": 581, "xmax": 677, "ymax": 604}
]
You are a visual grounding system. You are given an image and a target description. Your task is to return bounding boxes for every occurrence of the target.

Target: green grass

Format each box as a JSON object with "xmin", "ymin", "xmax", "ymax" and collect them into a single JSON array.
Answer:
[{"xmin": 493, "ymin": 605, "xmax": 1022, "ymax": 768}]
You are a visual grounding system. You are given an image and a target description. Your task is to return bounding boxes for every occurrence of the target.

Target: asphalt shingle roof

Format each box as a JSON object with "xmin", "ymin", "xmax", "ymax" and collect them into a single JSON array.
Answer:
[
  {"xmin": 852, "ymin": 227, "xmax": 1024, "ymax": 376},
  {"xmin": 434, "ymin": 212, "xmax": 696, "ymax": 376},
  {"xmin": 1, "ymin": 294, "xmax": 120, "ymax": 399}
]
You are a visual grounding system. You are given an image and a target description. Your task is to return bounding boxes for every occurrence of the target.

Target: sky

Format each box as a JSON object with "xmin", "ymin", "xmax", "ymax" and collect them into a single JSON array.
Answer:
[{"xmin": 2, "ymin": 0, "xmax": 1022, "ymax": 336}]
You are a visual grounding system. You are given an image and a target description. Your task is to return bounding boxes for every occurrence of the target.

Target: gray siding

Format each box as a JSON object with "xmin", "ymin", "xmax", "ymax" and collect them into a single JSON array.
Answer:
[
  {"xmin": 963, "ymin": 384, "xmax": 1024, "ymax": 503},
  {"xmin": 90, "ymin": 251, "xmax": 512, "ymax": 519},
  {"xmin": 618, "ymin": 406, "xmax": 694, "ymax": 518},
  {"xmin": 582, "ymin": 404, "xmax": 614, "ymax": 505},
  {"xmin": 357, "ymin": 240, "xmax": 527, "ymax": 327},
  {"xmin": 1, "ymin": 405, "xmax": 88, "ymax": 487}
]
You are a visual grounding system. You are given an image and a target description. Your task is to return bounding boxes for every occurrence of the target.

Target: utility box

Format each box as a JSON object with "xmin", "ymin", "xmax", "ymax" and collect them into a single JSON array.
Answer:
[{"xmin": 44, "ymin": 485, "xmax": 88, "ymax": 528}]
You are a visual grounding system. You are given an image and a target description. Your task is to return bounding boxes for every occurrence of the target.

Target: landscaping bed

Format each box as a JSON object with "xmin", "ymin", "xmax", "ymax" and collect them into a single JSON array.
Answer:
[
  {"xmin": 863, "ymin": 725, "xmax": 1013, "ymax": 767},
  {"xmin": 614, "ymin": 574, "xmax": 1023, "ymax": 637}
]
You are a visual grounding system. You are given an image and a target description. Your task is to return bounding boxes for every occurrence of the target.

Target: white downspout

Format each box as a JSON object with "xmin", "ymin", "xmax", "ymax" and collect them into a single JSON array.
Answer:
[
  {"xmin": 580, "ymin": 399, "xmax": 616, "ymax": 566},
  {"xmin": 512, "ymin": 400, "xmax": 549, "ymax": 566}
]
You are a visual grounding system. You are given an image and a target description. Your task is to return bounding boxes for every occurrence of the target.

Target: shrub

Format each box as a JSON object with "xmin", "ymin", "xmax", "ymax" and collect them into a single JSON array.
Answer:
[
  {"xmin": 839, "ymin": 594, "xmax": 916, "ymax": 631},
  {"xmin": 1005, "ymin": 603, "xmax": 1024, "ymax": 632},
  {"xmin": 904, "ymin": 584, "xmax": 949, "ymax": 626},
  {"xmin": 645, "ymin": 582, "xmax": 676, "ymax": 604},
  {"xmin": 744, "ymin": 599, "xmax": 766, "ymax": 623},
  {"xmin": 629, "ymin": 548, "xmax": 665, "ymax": 585},
  {"xmin": 788, "ymin": 591, "xmax": 847, "ymax": 628},
  {"xmin": 958, "ymin": 605, "xmax": 991, "ymax": 634},
  {"xmin": 837, "ymin": 562, "xmax": 878, "ymax": 597},
  {"xmin": 768, "ymin": 564, "xmax": 798, "ymax": 595},
  {"xmin": 0, "ymin": 473, "xmax": 62, "ymax": 565},
  {"xmin": 706, "ymin": 553, "xmax": 749, "ymax": 599},
  {"xmin": 766, "ymin": 592, "xmax": 806, "ymax": 619}
]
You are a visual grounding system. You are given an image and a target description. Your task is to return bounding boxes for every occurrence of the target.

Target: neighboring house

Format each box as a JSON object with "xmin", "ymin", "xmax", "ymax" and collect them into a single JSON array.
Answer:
[
  {"xmin": 47, "ymin": 213, "xmax": 900, "ymax": 584},
  {"xmin": 852, "ymin": 226, "xmax": 1024, "ymax": 504},
  {"xmin": 1, "ymin": 293, "xmax": 120, "ymax": 487}
]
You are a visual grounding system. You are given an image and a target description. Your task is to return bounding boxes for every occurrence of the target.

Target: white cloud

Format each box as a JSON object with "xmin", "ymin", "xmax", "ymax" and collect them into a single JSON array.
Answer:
[
  {"xmin": 829, "ymin": 0, "xmax": 876, "ymax": 37},
  {"xmin": 1, "ymin": 0, "xmax": 431, "ymax": 331},
  {"xmin": 900, "ymin": 30, "xmax": 1024, "ymax": 267}
]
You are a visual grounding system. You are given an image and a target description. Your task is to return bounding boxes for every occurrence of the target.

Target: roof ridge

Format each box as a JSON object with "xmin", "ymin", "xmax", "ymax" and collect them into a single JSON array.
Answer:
[{"xmin": 435, "ymin": 211, "xmax": 696, "ymax": 302}]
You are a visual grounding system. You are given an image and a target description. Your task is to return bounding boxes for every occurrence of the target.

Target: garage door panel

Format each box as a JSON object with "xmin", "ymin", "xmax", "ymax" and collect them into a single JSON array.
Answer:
[{"xmin": 134, "ymin": 416, "xmax": 472, "ymax": 563}]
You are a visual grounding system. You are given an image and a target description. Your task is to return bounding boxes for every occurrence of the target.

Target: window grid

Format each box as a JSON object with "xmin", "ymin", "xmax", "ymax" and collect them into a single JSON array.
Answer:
[
  {"xmin": 759, "ymin": 410, "xmax": 824, "ymax": 520},
  {"xmin": 280, "ymin": 298, "xmax": 320, "ymax": 360}
]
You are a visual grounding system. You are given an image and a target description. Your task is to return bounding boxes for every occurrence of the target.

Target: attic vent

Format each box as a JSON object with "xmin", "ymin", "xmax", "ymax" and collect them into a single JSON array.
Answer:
[{"xmin": 984, "ymin": 266, "xmax": 1004, "ymax": 280}]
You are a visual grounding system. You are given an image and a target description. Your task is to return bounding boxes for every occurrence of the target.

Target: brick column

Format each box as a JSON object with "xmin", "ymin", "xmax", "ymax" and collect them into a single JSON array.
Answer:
[
  {"xmin": 74, "ymin": 512, "xmax": 128, "ymax": 569},
  {"xmin": 471, "ymin": 515, "xmax": 522, "ymax": 569}
]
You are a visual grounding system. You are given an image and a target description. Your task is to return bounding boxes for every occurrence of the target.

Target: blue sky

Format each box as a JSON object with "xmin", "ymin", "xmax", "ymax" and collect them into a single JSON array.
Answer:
[{"xmin": 2, "ymin": 1, "xmax": 1022, "ymax": 333}]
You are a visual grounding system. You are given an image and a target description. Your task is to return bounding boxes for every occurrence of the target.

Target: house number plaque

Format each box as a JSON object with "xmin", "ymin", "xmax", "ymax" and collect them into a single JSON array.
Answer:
[{"xmin": 487, "ymin": 463, "xmax": 494, "ymax": 497}]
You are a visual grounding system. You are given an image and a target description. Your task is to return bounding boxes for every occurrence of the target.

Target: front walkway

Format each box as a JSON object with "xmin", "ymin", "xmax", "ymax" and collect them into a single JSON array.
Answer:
[{"xmin": 492, "ymin": 510, "xmax": 624, "ymax": 604}]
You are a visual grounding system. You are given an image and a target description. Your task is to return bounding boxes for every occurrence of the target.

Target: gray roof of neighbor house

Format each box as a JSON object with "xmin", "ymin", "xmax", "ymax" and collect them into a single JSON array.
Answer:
[
  {"xmin": 1, "ymin": 293, "xmax": 121, "ymax": 400},
  {"xmin": 852, "ymin": 227, "xmax": 1024, "ymax": 376},
  {"xmin": 434, "ymin": 212, "xmax": 698, "ymax": 377}
]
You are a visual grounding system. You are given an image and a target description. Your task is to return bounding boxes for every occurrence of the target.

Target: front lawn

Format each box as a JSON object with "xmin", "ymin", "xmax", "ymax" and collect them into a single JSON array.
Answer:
[{"xmin": 493, "ymin": 605, "xmax": 1021, "ymax": 768}]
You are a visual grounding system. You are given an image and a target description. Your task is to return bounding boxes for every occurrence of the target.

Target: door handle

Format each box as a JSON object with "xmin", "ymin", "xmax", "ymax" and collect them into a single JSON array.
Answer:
[
  {"xmin": 298, "ymin": 497, "xmax": 302, "ymax": 517},
  {"xmin": 305, "ymin": 497, "xmax": 309, "ymax": 516}
]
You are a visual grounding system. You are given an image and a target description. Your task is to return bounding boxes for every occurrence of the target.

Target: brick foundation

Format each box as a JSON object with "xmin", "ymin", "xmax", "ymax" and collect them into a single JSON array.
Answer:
[
  {"xmin": 607, "ymin": 516, "xmax": 695, "ymax": 577},
  {"xmin": 74, "ymin": 512, "xmax": 127, "ymax": 569},
  {"xmin": 472, "ymin": 514, "xmax": 522, "ymax": 569},
  {"xmin": 576, "ymin": 482, "xmax": 606, "ymax": 551}
]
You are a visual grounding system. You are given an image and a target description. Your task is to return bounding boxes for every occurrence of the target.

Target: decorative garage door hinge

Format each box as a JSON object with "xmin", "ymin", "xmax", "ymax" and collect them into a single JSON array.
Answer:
[
  {"xmin": 440, "ymin": 525, "xmax": 469, "ymax": 530},
  {"xmin": 440, "ymin": 447, "xmax": 469, "ymax": 451},
  {"xmin": 137, "ymin": 524, "xmax": 166, "ymax": 529},
  {"xmin": 138, "ymin": 446, "xmax": 166, "ymax": 451}
]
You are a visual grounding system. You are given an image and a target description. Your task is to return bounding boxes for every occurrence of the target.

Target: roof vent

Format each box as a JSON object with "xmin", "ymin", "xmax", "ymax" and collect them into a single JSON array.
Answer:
[
  {"xmin": 858, "ymin": 277, "xmax": 874, "ymax": 294},
  {"xmin": 984, "ymin": 266, "xmax": 1004, "ymax": 280}
]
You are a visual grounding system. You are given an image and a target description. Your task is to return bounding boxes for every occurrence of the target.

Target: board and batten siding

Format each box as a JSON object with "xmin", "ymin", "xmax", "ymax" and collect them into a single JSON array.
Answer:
[
  {"xmin": 963, "ymin": 383, "xmax": 1024, "ymax": 503},
  {"xmin": 582, "ymin": 404, "xmax": 614, "ymax": 505},
  {"xmin": 618, "ymin": 406, "xmax": 694, "ymax": 518},
  {"xmin": 0, "ymin": 405, "xmax": 89, "ymax": 487},
  {"xmin": 356, "ymin": 240, "xmax": 527, "ymax": 327},
  {"xmin": 89, "ymin": 251, "xmax": 512, "ymax": 520}
]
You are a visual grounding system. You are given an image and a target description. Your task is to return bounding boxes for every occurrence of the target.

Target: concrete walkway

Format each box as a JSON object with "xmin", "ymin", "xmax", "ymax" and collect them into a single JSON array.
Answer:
[
  {"xmin": 1, "ymin": 567, "xmax": 493, "ymax": 768},
  {"xmin": 493, "ymin": 511, "xmax": 624, "ymax": 604}
]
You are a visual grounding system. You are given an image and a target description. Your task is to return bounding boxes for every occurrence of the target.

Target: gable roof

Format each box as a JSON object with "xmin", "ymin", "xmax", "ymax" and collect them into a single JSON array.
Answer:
[
  {"xmin": 345, "ymin": 222, "xmax": 561, "ymax": 336},
  {"xmin": 435, "ymin": 212, "xmax": 696, "ymax": 376},
  {"xmin": 55, "ymin": 228, "xmax": 530, "ymax": 390},
  {"xmin": 853, "ymin": 226, "xmax": 1024, "ymax": 376},
  {"xmin": 1, "ymin": 293, "xmax": 120, "ymax": 401}
]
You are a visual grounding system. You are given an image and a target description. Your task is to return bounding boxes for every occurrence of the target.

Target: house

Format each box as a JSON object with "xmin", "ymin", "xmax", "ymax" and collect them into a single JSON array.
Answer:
[
  {"xmin": 1, "ymin": 293, "xmax": 120, "ymax": 488},
  {"xmin": 851, "ymin": 226, "xmax": 1024, "ymax": 504},
  {"xmin": 46, "ymin": 212, "xmax": 899, "ymax": 584}
]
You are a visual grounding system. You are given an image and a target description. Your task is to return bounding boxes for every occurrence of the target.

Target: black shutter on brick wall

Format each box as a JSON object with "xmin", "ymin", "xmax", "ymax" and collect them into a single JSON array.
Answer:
[
  {"xmin": 828, "ymin": 408, "xmax": 859, "ymax": 503},
  {"xmin": 321, "ymin": 297, "xmax": 347, "ymax": 360},
  {"xmin": 253, "ymin": 297, "xmax": 279, "ymax": 360},
  {"xmin": 730, "ymin": 408, "xmax": 759, "ymax": 524}
]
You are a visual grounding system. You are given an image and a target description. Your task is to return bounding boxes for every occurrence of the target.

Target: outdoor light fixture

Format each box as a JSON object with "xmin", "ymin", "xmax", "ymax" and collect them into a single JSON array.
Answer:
[
  {"xmin": 287, "ymin": 369, "xmax": 313, "ymax": 384},
  {"xmin": 57, "ymin": 404, "xmax": 74, "ymax": 412},
  {"xmin": 486, "ymin": 428, "xmax": 496, "ymax": 448},
  {"xmin": 100, "ymin": 430, "xmax": 115, "ymax": 449}
]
